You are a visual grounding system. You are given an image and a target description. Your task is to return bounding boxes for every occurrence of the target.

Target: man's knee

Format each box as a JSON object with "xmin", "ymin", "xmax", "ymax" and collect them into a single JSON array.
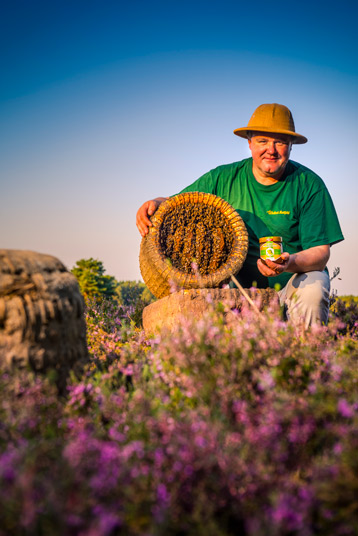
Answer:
[
  {"xmin": 279, "ymin": 271, "xmax": 330, "ymax": 326},
  {"xmin": 294, "ymin": 273, "xmax": 329, "ymax": 304}
]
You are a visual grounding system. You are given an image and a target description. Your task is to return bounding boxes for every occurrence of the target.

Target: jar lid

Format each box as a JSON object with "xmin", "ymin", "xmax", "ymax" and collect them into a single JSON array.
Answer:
[{"xmin": 259, "ymin": 236, "xmax": 282, "ymax": 244}]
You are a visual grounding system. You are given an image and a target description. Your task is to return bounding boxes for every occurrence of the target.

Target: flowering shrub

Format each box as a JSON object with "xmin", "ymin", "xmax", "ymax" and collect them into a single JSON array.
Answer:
[
  {"xmin": 330, "ymin": 295, "xmax": 358, "ymax": 338},
  {"xmin": 0, "ymin": 297, "xmax": 357, "ymax": 535}
]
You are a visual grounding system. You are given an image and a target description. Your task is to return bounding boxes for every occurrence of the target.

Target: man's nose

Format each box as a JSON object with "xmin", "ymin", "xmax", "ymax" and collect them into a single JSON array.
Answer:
[{"xmin": 266, "ymin": 142, "xmax": 277, "ymax": 154}]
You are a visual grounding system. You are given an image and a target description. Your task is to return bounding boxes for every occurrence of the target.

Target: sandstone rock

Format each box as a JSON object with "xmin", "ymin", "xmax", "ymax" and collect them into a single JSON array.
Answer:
[
  {"xmin": 0, "ymin": 250, "xmax": 88, "ymax": 391},
  {"xmin": 142, "ymin": 287, "xmax": 278, "ymax": 335}
]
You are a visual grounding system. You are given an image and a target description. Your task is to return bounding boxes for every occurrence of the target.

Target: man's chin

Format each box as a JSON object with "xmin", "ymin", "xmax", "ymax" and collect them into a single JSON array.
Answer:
[
  {"xmin": 264, "ymin": 168, "xmax": 281, "ymax": 176},
  {"xmin": 262, "ymin": 163, "xmax": 286, "ymax": 177}
]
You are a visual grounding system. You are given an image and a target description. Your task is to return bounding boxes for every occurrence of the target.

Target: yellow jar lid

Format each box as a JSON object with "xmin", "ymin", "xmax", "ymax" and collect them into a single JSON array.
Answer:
[{"xmin": 259, "ymin": 236, "xmax": 282, "ymax": 244}]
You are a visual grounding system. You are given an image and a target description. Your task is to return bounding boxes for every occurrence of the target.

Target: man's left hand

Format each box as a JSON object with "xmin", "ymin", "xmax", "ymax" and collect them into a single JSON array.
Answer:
[{"xmin": 257, "ymin": 252, "xmax": 290, "ymax": 277}]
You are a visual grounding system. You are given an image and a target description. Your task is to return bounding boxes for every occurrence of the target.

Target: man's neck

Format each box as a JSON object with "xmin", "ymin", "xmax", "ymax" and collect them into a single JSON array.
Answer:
[{"xmin": 252, "ymin": 162, "xmax": 286, "ymax": 185}]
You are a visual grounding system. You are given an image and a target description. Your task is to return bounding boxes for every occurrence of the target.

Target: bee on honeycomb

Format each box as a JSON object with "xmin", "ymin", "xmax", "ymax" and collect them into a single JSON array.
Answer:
[{"xmin": 159, "ymin": 203, "xmax": 234, "ymax": 275}]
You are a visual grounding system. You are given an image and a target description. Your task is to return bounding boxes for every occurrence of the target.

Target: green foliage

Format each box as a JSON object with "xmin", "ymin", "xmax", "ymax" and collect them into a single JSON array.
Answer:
[
  {"xmin": 71, "ymin": 256, "xmax": 156, "ymax": 328},
  {"xmin": 116, "ymin": 280, "xmax": 156, "ymax": 328},
  {"xmin": 338, "ymin": 295, "xmax": 358, "ymax": 304},
  {"xmin": 330, "ymin": 295, "xmax": 358, "ymax": 337},
  {"xmin": 116, "ymin": 280, "xmax": 155, "ymax": 307},
  {"xmin": 71, "ymin": 258, "xmax": 117, "ymax": 300}
]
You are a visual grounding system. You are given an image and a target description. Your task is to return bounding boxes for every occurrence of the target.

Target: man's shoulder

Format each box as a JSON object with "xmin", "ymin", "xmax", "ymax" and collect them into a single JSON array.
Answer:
[
  {"xmin": 210, "ymin": 158, "xmax": 251, "ymax": 177},
  {"xmin": 287, "ymin": 160, "xmax": 323, "ymax": 181},
  {"xmin": 287, "ymin": 160, "xmax": 329, "ymax": 203}
]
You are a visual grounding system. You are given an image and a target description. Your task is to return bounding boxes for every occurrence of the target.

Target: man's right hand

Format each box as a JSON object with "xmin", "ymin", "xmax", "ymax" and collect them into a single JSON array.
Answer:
[{"xmin": 136, "ymin": 197, "xmax": 168, "ymax": 237}]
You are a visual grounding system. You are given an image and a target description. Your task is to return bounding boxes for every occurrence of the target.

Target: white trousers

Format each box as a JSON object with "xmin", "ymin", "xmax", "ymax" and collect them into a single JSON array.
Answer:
[{"xmin": 277, "ymin": 271, "xmax": 330, "ymax": 328}]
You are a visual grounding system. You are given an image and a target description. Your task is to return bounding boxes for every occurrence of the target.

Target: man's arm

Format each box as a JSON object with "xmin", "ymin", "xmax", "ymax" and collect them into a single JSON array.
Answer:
[
  {"xmin": 257, "ymin": 245, "xmax": 330, "ymax": 278},
  {"xmin": 136, "ymin": 166, "xmax": 218, "ymax": 236},
  {"xmin": 136, "ymin": 197, "xmax": 168, "ymax": 237}
]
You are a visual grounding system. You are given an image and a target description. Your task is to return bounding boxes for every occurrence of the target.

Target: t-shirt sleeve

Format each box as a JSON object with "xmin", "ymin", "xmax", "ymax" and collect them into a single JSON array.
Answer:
[
  {"xmin": 177, "ymin": 171, "xmax": 218, "ymax": 195},
  {"xmin": 298, "ymin": 178, "xmax": 344, "ymax": 249}
]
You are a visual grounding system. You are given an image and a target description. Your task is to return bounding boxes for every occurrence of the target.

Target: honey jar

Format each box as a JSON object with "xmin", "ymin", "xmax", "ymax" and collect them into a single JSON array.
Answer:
[{"xmin": 259, "ymin": 236, "xmax": 283, "ymax": 261}]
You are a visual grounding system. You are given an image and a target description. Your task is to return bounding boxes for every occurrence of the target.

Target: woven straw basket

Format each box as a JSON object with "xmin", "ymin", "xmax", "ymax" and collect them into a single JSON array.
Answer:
[{"xmin": 139, "ymin": 192, "xmax": 249, "ymax": 299}]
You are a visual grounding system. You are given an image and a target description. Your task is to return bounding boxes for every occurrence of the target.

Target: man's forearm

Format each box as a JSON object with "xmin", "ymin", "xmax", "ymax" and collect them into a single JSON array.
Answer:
[{"xmin": 285, "ymin": 245, "xmax": 330, "ymax": 273}]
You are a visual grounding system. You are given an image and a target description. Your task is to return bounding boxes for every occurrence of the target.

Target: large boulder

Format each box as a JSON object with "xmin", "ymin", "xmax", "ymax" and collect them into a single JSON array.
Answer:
[
  {"xmin": 142, "ymin": 287, "xmax": 278, "ymax": 335},
  {"xmin": 0, "ymin": 250, "xmax": 88, "ymax": 391}
]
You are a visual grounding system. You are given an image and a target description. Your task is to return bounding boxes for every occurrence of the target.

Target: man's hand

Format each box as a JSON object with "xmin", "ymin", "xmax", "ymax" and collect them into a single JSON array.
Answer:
[
  {"xmin": 257, "ymin": 252, "xmax": 290, "ymax": 277},
  {"xmin": 136, "ymin": 197, "xmax": 168, "ymax": 237},
  {"xmin": 257, "ymin": 245, "xmax": 330, "ymax": 277}
]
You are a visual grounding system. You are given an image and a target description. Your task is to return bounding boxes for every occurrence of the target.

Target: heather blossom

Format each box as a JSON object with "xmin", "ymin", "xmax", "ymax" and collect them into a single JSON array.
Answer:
[{"xmin": 0, "ymin": 296, "xmax": 357, "ymax": 535}]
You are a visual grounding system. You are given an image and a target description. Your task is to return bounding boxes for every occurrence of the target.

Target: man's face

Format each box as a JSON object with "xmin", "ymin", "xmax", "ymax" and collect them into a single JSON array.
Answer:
[{"xmin": 248, "ymin": 132, "xmax": 292, "ymax": 179}]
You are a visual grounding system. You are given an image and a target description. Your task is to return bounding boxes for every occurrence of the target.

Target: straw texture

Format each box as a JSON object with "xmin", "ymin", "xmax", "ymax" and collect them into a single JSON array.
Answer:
[{"xmin": 139, "ymin": 192, "xmax": 248, "ymax": 299}]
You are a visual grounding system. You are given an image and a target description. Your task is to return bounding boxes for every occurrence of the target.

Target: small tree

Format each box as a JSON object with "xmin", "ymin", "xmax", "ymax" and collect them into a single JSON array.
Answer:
[
  {"xmin": 116, "ymin": 280, "xmax": 156, "ymax": 327},
  {"xmin": 116, "ymin": 280, "xmax": 154, "ymax": 307},
  {"xmin": 71, "ymin": 258, "xmax": 117, "ymax": 300}
]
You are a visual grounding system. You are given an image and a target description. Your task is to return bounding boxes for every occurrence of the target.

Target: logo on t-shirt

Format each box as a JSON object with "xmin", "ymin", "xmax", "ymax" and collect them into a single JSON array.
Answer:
[{"xmin": 267, "ymin": 210, "xmax": 290, "ymax": 215}]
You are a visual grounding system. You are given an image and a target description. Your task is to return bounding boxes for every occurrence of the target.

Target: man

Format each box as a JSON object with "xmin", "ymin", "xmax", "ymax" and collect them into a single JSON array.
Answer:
[{"xmin": 136, "ymin": 103, "xmax": 344, "ymax": 326}]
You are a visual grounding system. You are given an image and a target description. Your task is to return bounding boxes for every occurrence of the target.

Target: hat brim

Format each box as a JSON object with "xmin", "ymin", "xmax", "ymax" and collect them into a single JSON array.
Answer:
[{"xmin": 233, "ymin": 127, "xmax": 308, "ymax": 145}]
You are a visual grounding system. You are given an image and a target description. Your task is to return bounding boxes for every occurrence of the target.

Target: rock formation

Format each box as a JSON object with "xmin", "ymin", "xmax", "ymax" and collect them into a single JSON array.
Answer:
[
  {"xmin": 0, "ymin": 250, "xmax": 88, "ymax": 391},
  {"xmin": 142, "ymin": 287, "xmax": 278, "ymax": 335}
]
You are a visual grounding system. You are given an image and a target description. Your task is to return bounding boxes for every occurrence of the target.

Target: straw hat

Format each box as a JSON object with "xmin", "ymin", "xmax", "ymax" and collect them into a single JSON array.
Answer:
[{"xmin": 234, "ymin": 103, "xmax": 307, "ymax": 144}]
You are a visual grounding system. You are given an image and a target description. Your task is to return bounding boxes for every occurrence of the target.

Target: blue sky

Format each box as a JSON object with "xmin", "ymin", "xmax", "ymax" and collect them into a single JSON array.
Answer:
[{"xmin": 1, "ymin": 0, "xmax": 357, "ymax": 294}]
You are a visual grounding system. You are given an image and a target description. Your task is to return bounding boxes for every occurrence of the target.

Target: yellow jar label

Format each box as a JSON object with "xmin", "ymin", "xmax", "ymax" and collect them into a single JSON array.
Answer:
[{"xmin": 260, "ymin": 240, "xmax": 283, "ymax": 261}]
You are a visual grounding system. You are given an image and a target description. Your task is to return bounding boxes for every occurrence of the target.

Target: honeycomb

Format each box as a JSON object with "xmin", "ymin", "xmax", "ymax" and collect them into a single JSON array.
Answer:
[{"xmin": 158, "ymin": 202, "xmax": 234, "ymax": 275}]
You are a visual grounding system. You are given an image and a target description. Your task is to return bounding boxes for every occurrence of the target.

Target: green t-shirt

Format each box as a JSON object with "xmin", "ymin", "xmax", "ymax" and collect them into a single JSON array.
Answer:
[{"xmin": 179, "ymin": 158, "xmax": 344, "ymax": 289}]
